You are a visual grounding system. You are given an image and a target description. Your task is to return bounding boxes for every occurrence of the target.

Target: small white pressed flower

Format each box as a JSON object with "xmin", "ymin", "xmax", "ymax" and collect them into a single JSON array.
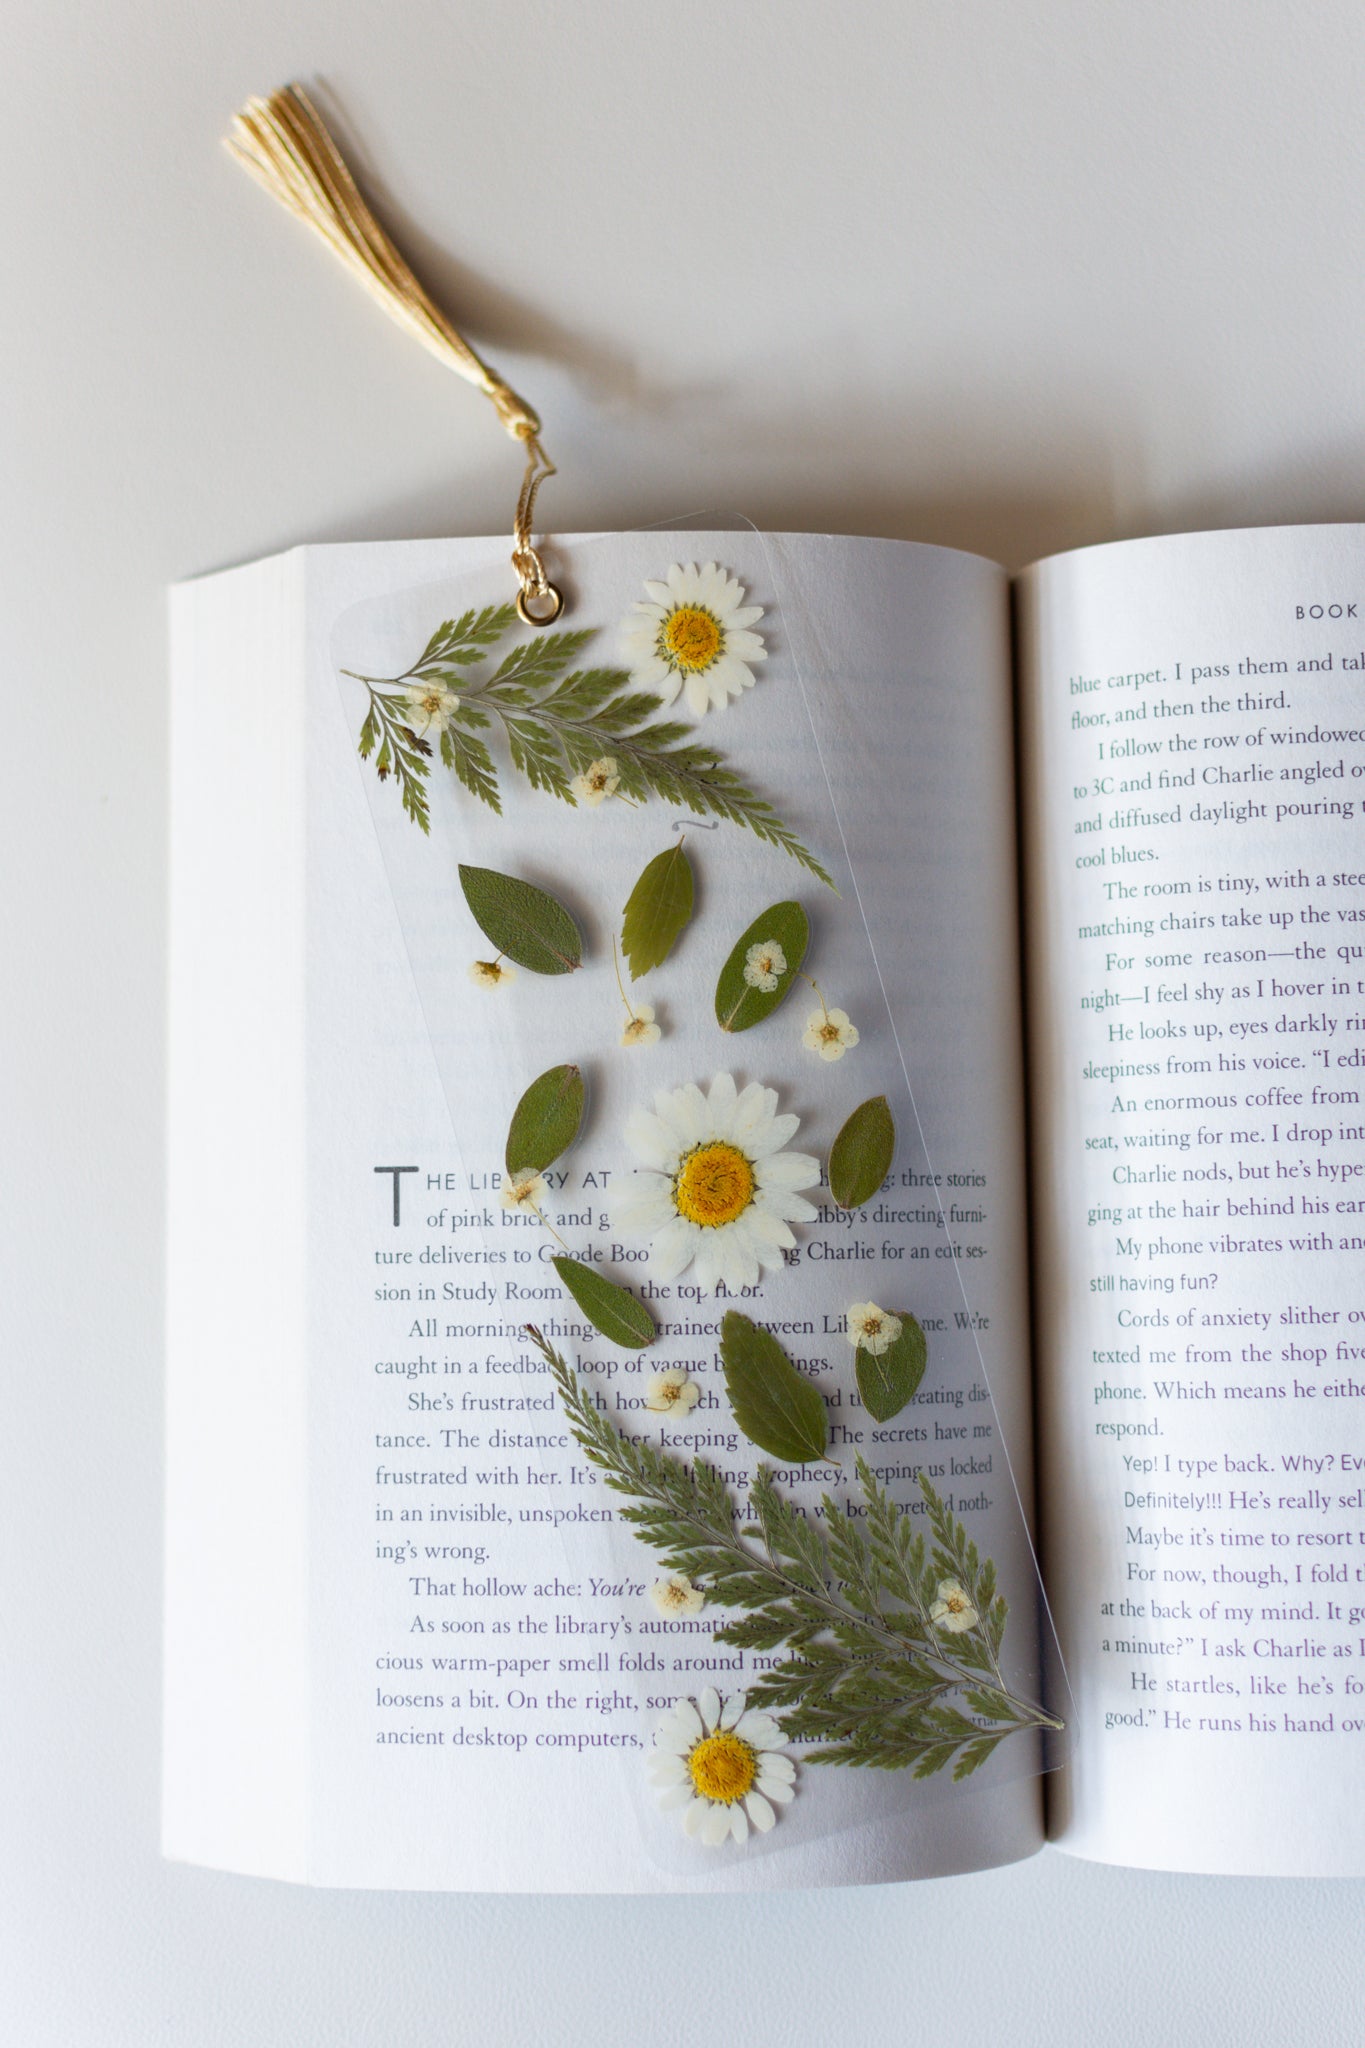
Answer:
[
  {"xmin": 649, "ymin": 1573, "xmax": 706, "ymax": 1618},
  {"xmin": 743, "ymin": 940, "xmax": 787, "ymax": 992},
  {"xmin": 846, "ymin": 1302, "xmax": 902, "ymax": 1355},
  {"xmin": 644, "ymin": 1367, "xmax": 701, "ymax": 1415},
  {"xmin": 403, "ymin": 680, "xmax": 461, "ymax": 735},
  {"xmin": 571, "ymin": 756, "xmax": 621, "ymax": 807},
  {"xmin": 468, "ymin": 957, "xmax": 516, "ymax": 991},
  {"xmin": 803, "ymin": 1006, "xmax": 859, "ymax": 1062},
  {"xmin": 649, "ymin": 1688, "xmax": 797, "ymax": 1846},
  {"xmin": 501, "ymin": 1171, "xmax": 547, "ymax": 1215},
  {"xmin": 621, "ymin": 1004, "xmax": 662, "ymax": 1049},
  {"xmin": 613, "ymin": 1072, "xmax": 820, "ymax": 1294},
  {"xmin": 620, "ymin": 562, "xmax": 767, "ymax": 718},
  {"xmin": 929, "ymin": 1579, "xmax": 978, "ymax": 1634}
]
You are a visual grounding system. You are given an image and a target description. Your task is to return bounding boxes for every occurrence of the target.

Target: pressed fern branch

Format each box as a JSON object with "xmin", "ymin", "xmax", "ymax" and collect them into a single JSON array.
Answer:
[
  {"xmin": 342, "ymin": 612, "xmax": 835, "ymax": 886},
  {"xmin": 534, "ymin": 1330, "xmax": 1061, "ymax": 1780}
]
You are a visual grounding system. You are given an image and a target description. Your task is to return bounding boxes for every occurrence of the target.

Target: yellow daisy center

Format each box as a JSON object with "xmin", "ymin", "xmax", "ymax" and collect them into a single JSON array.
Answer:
[
  {"xmin": 673, "ymin": 1142, "xmax": 755, "ymax": 1227},
  {"xmin": 662, "ymin": 605, "xmax": 723, "ymax": 673},
  {"xmin": 687, "ymin": 1731, "xmax": 757, "ymax": 1804}
]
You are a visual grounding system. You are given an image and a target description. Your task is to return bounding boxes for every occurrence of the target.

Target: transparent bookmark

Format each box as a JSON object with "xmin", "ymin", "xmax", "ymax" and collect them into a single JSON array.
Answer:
[{"xmin": 330, "ymin": 518, "xmax": 1072, "ymax": 1875}]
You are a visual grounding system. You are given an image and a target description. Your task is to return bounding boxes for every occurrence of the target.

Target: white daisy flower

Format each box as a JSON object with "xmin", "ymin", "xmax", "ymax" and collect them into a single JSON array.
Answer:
[
  {"xmin": 743, "ymin": 940, "xmax": 787, "ymax": 992},
  {"xmin": 613, "ymin": 1072, "xmax": 820, "ymax": 1293},
  {"xmin": 846, "ymin": 1302, "xmax": 902, "ymax": 1355},
  {"xmin": 649, "ymin": 1573, "xmax": 706, "ymax": 1618},
  {"xmin": 643, "ymin": 1367, "xmax": 701, "ymax": 1415},
  {"xmin": 621, "ymin": 1003, "xmax": 662, "ymax": 1049},
  {"xmin": 571, "ymin": 756, "xmax": 621, "ymax": 807},
  {"xmin": 620, "ymin": 562, "xmax": 767, "ymax": 718},
  {"xmin": 648, "ymin": 1687, "xmax": 796, "ymax": 1846},
  {"xmin": 403, "ymin": 680, "xmax": 461, "ymax": 735},
  {"xmin": 501, "ymin": 1170, "xmax": 547, "ymax": 1216},
  {"xmin": 468, "ymin": 957, "xmax": 516, "ymax": 991},
  {"xmin": 929, "ymin": 1578, "xmax": 979, "ymax": 1634},
  {"xmin": 803, "ymin": 1006, "xmax": 859, "ymax": 1062}
]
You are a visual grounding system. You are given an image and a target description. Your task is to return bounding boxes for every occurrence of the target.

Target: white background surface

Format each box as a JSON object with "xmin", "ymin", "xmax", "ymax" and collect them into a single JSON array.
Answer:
[{"xmin": 4, "ymin": 3, "xmax": 1363, "ymax": 2041}]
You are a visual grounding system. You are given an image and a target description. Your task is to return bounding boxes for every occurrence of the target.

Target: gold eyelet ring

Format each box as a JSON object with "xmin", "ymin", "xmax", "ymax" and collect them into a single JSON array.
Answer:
[{"xmin": 516, "ymin": 584, "xmax": 564, "ymax": 628}]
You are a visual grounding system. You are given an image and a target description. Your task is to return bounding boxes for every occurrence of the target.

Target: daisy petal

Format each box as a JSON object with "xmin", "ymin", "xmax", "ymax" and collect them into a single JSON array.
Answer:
[
  {"xmin": 669, "ymin": 1698, "xmax": 704, "ymax": 1744},
  {"xmin": 623, "ymin": 1108, "xmax": 678, "ymax": 1171},
  {"xmin": 650, "ymin": 1216, "xmax": 702, "ymax": 1281},
  {"xmin": 757, "ymin": 1774, "xmax": 795, "ymax": 1806},
  {"xmin": 755, "ymin": 1148, "xmax": 821, "ymax": 1188},
  {"xmin": 744, "ymin": 1790, "xmax": 776, "ymax": 1833},
  {"xmin": 698, "ymin": 1686, "xmax": 721, "ymax": 1731},
  {"xmin": 734, "ymin": 1711, "xmax": 781, "ymax": 1748},
  {"xmin": 701, "ymin": 1804, "xmax": 732, "ymax": 1847},
  {"xmin": 746, "ymin": 1113, "xmax": 802, "ymax": 1160}
]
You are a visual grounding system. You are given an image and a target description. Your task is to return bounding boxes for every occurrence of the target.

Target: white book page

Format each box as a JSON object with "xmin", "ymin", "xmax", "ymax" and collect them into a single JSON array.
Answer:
[
  {"xmin": 277, "ymin": 529, "xmax": 1049, "ymax": 1890},
  {"xmin": 1021, "ymin": 524, "xmax": 1365, "ymax": 1876}
]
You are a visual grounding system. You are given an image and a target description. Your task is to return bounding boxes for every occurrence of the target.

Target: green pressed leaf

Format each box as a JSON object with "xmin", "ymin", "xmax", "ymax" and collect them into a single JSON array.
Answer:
[
  {"xmin": 856, "ymin": 1313, "xmax": 928, "ymax": 1423},
  {"xmin": 714, "ymin": 901, "xmax": 810, "ymax": 1032},
  {"xmin": 539, "ymin": 1332, "xmax": 1062, "ymax": 1773},
  {"xmin": 719, "ymin": 1311, "xmax": 828, "ymax": 1462},
  {"xmin": 621, "ymin": 843, "xmax": 695, "ymax": 979},
  {"xmin": 551, "ymin": 1257, "xmax": 657, "ymax": 1350},
  {"xmin": 828, "ymin": 1095, "xmax": 896, "ymax": 1210},
  {"xmin": 458, "ymin": 865, "xmax": 582, "ymax": 974},
  {"xmin": 505, "ymin": 1065, "xmax": 585, "ymax": 1177}
]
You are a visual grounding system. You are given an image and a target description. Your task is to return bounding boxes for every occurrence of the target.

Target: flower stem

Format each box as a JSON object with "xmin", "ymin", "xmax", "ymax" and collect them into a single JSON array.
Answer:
[
  {"xmin": 611, "ymin": 935, "xmax": 637, "ymax": 1021},
  {"xmin": 530, "ymin": 1203, "xmax": 571, "ymax": 1253},
  {"xmin": 798, "ymin": 972, "xmax": 830, "ymax": 1022}
]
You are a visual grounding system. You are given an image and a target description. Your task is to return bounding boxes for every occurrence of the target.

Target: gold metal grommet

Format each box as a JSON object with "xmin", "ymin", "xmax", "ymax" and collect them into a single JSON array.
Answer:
[{"xmin": 516, "ymin": 584, "xmax": 564, "ymax": 627}]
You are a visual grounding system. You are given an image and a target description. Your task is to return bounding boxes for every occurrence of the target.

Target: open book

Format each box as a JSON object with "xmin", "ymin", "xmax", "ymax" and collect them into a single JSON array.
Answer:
[{"xmin": 165, "ymin": 523, "xmax": 1365, "ymax": 1890}]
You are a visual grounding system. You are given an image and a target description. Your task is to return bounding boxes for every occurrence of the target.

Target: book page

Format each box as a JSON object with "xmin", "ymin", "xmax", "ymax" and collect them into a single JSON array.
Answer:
[
  {"xmin": 164, "ymin": 528, "xmax": 1054, "ymax": 1892},
  {"xmin": 1021, "ymin": 524, "xmax": 1365, "ymax": 1876}
]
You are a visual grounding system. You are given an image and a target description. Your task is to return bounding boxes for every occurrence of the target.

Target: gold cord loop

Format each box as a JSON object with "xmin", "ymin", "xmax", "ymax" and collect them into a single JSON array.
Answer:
[{"xmin": 226, "ymin": 83, "xmax": 562, "ymax": 622}]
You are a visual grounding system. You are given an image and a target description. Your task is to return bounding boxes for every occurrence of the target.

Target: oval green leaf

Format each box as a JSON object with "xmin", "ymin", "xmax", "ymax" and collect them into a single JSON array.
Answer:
[
  {"xmin": 719, "ymin": 1310, "xmax": 828, "ymax": 1462},
  {"xmin": 505, "ymin": 1064, "xmax": 585, "ymax": 1177},
  {"xmin": 714, "ymin": 901, "xmax": 810, "ymax": 1032},
  {"xmin": 828, "ymin": 1094, "xmax": 895, "ymax": 1211},
  {"xmin": 551, "ymin": 1256, "xmax": 658, "ymax": 1350},
  {"xmin": 621, "ymin": 843, "xmax": 695, "ymax": 979},
  {"xmin": 459, "ymin": 864, "xmax": 582, "ymax": 974},
  {"xmin": 856, "ymin": 1313, "xmax": 928, "ymax": 1423}
]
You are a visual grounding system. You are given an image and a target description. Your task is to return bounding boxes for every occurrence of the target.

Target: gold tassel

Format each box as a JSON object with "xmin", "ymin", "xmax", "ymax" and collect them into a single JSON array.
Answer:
[{"xmin": 226, "ymin": 84, "xmax": 561, "ymax": 622}]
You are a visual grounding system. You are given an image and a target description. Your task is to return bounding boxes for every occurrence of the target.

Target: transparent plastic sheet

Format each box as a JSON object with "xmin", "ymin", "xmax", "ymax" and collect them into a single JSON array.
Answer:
[{"xmin": 331, "ymin": 520, "xmax": 1073, "ymax": 1875}]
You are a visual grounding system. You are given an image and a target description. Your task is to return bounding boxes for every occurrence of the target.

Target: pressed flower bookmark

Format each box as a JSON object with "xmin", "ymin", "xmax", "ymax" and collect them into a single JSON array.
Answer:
[{"xmin": 226, "ymin": 84, "xmax": 563, "ymax": 625}]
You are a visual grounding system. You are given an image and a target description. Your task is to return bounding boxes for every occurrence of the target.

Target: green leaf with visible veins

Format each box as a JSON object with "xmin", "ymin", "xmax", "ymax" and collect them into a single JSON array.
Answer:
[
  {"xmin": 458, "ymin": 865, "xmax": 582, "ymax": 974},
  {"xmin": 621, "ymin": 843, "xmax": 695, "ymax": 979},
  {"xmin": 505, "ymin": 1065, "xmax": 585, "ymax": 1176},
  {"xmin": 856, "ymin": 1312, "xmax": 928, "ymax": 1422},
  {"xmin": 714, "ymin": 901, "xmax": 810, "ymax": 1031},
  {"xmin": 720, "ymin": 1311, "xmax": 829, "ymax": 1462},
  {"xmin": 551, "ymin": 1257, "xmax": 657, "ymax": 1350},
  {"xmin": 828, "ymin": 1095, "xmax": 896, "ymax": 1210},
  {"xmin": 534, "ymin": 1332, "xmax": 1062, "ymax": 1777}
]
